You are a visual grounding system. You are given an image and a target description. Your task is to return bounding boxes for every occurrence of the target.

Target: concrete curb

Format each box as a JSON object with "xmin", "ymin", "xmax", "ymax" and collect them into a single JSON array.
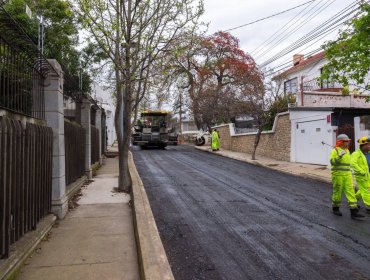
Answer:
[
  {"xmin": 195, "ymin": 146, "xmax": 332, "ymax": 185},
  {"xmin": 0, "ymin": 215, "xmax": 56, "ymax": 280},
  {"xmin": 65, "ymin": 175, "xmax": 87, "ymax": 201},
  {"xmin": 128, "ymin": 152, "xmax": 174, "ymax": 280}
]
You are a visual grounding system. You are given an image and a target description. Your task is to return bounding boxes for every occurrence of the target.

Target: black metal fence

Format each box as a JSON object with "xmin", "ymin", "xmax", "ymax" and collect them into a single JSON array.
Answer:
[
  {"xmin": 91, "ymin": 125, "xmax": 99, "ymax": 164},
  {"xmin": 101, "ymin": 109, "xmax": 107, "ymax": 153},
  {"xmin": 64, "ymin": 120, "xmax": 86, "ymax": 186},
  {"xmin": 0, "ymin": 35, "xmax": 45, "ymax": 118},
  {"xmin": 0, "ymin": 5, "xmax": 57, "ymax": 120},
  {"xmin": 0, "ymin": 116, "xmax": 53, "ymax": 259}
]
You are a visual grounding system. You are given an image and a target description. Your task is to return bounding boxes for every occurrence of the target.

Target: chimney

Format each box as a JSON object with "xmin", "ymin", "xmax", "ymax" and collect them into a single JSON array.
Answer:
[{"xmin": 293, "ymin": 54, "xmax": 304, "ymax": 66}]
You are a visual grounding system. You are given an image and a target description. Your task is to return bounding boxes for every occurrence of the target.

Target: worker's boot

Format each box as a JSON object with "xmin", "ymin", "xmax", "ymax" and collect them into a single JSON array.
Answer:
[
  {"xmin": 350, "ymin": 208, "xmax": 365, "ymax": 219},
  {"xmin": 366, "ymin": 208, "xmax": 370, "ymax": 215},
  {"xmin": 332, "ymin": 207, "xmax": 342, "ymax": 216}
]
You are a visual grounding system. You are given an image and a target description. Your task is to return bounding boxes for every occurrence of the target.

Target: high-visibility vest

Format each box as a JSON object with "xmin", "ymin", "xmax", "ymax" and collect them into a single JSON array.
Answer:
[
  {"xmin": 351, "ymin": 148, "xmax": 370, "ymax": 181},
  {"xmin": 330, "ymin": 147, "xmax": 351, "ymax": 176},
  {"xmin": 211, "ymin": 131, "xmax": 219, "ymax": 141}
]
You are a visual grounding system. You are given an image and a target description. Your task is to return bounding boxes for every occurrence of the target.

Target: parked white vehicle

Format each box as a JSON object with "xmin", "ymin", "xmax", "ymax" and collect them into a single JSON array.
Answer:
[{"xmin": 195, "ymin": 131, "xmax": 211, "ymax": 146}]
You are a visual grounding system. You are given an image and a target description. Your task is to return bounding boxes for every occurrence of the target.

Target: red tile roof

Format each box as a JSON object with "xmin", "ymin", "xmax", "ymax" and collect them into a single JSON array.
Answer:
[{"xmin": 277, "ymin": 51, "xmax": 326, "ymax": 77}]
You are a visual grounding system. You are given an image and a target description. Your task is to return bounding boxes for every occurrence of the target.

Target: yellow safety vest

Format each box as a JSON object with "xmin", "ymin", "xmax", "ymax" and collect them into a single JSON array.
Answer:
[
  {"xmin": 351, "ymin": 148, "xmax": 370, "ymax": 181},
  {"xmin": 330, "ymin": 147, "xmax": 351, "ymax": 176}
]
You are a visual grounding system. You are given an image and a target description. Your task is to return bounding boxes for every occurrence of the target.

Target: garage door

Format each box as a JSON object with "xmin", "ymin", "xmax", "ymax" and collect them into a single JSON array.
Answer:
[{"xmin": 295, "ymin": 119, "xmax": 330, "ymax": 165}]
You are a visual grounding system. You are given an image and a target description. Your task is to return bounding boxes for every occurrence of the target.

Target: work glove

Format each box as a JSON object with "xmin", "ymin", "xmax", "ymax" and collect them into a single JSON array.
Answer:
[{"xmin": 339, "ymin": 150, "xmax": 346, "ymax": 157}]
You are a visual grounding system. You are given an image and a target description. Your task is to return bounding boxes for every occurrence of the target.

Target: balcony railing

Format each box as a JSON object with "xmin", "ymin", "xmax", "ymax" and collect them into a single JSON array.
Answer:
[{"xmin": 303, "ymin": 78, "xmax": 343, "ymax": 93}]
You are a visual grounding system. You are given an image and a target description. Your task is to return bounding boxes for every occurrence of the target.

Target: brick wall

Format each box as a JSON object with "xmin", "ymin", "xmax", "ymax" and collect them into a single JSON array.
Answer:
[{"xmin": 215, "ymin": 113, "xmax": 291, "ymax": 161}]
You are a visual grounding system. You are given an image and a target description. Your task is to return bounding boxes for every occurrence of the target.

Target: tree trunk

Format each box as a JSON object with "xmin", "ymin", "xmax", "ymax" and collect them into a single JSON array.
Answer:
[
  {"xmin": 251, "ymin": 127, "xmax": 262, "ymax": 160},
  {"xmin": 118, "ymin": 0, "xmax": 133, "ymax": 193},
  {"xmin": 114, "ymin": 0, "xmax": 130, "ymax": 193},
  {"xmin": 119, "ymin": 90, "xmax": 132, "ymax": 192},
  {"xmin": 133, "ymin": 92, "xmax": 140, "ymax": 124},
  {"xmin": 114, "ymin": 82, "xmax": 131, "ymax": 192}
]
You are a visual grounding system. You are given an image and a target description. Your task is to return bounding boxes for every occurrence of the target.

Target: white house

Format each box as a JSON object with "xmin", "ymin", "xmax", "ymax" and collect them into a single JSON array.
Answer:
[{"xmin": 274, "ymin": 52, "xmax": 370, "ymax": 165}]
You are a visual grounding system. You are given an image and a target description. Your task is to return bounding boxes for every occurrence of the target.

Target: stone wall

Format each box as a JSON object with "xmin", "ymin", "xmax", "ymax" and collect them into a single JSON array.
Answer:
[{"xmin": 215, "ymin": 113, "xmax": 291, "ymax": 162}]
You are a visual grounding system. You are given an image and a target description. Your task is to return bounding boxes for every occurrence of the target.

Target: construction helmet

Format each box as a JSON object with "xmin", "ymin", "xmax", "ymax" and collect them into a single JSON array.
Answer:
[
  {"xmin": 358, "ymin": 136, "xmax": 370, "ymax": 145},
  {"xmin": 337, "ymin": 134, "xmax": 351, "ymax": 141}
]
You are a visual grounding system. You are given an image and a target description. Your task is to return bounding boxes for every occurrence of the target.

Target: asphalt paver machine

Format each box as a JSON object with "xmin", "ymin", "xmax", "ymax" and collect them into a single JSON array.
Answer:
[{"xmin": 132, "ymin": 110, "xmax": 177, "ymax": 148}]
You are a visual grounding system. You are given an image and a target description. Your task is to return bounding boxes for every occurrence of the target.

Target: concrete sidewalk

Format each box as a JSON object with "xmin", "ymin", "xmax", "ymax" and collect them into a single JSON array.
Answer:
[
  {"xmin": 195, "ymin": 145, "xmax": 332, "ymax": 184},
  {"xmin": 16, "ymin": 153, "xmax": 140, "ymax": 280}
]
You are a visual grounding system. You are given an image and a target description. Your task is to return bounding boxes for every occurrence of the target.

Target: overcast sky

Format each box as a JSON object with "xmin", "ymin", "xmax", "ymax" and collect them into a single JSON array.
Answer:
[{"xmin": 200, "ymin": 0, "xmax": 357, "ymax": 70}]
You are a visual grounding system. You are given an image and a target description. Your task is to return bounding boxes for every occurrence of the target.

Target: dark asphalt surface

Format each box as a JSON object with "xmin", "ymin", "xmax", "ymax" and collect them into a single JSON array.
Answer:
[{"xmin": 132, "ymin": 145, "xmax": 370, "ymax": 280}]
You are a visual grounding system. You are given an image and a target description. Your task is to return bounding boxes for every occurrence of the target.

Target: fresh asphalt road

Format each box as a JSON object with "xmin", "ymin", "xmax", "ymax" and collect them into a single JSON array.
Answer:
[{"xmin": 132, "ymin": 145, "xmax": 370, "ymax": 280}]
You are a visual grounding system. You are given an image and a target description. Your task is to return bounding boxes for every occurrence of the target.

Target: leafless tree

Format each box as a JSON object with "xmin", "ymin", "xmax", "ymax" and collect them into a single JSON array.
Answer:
[{"xmin": 76, "ymin": 0, "xmax": 204, "ymax": 192}]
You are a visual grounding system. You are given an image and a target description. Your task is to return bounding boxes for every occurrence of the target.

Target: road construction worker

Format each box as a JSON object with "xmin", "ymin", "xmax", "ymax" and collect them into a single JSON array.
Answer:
[
  {"xmin": 351, "ymin": 136, "xmax": 370, "ymax": 215},
  {"xmin": 366, "ymin": 152, "xmax": 370, "ymax": 171},
  {"xmin": 211, "ymin": 128, "xmax": 220, "ymax": 151},
  {"xmin": 330, "ymin": 134, "xmax": 364, "ymax": 219}
]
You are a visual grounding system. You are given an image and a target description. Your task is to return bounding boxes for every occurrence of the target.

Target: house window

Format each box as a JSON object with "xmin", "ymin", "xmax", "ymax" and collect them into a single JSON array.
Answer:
[{"xmin": 284, "ymin": 78, "xmax": 298, "ymax": 94}]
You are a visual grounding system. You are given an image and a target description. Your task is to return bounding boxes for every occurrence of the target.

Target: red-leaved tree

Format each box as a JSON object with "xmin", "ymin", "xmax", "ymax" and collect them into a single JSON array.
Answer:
[{"xmin": 191, "ymin": 31, "xmax": 262, "ymax": 129}]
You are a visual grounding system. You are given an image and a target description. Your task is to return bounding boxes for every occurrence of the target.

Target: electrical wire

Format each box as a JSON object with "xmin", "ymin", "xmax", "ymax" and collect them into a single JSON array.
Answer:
[
  {"xmin": 260, "ymin": 0, "xmax": 362, "ymax": 65},
  {"xmin": 223, "ymin": 0, "xmax": 316, "ymax": 32},
  {"xmin": 262, "ymin": 3, "xmax": 362, "ymax": 77},
  {"xmin": 263, "ymin": 48, "xmax": 323, "ymax": 78},
  {"xmin": 260, "ymin": 10, "xmax": 357, "ymax": 67},
  {"xmin": 262, "ymin": 6, "xmax": 361, "ymax": 78},
  {"xmin": 255, "ymin": 0, "xmax": 336, "ymax": 60},
  {"xmin": 260, "ymin": 0, "xmax": 364, "ymax": 67},
  {"xmin": 252, "ymin": 0, "xmax": 324, "ymax": 56}
]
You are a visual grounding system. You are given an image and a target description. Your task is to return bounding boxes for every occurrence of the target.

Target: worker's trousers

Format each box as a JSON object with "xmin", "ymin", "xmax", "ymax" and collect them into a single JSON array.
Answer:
[
  {"xmin": 355, "ymin": 178, "xmax": 370, "ymax": 210},
  {"xmin": 331, "ymin": 175, "xmax": 357, "ymax": 209}
]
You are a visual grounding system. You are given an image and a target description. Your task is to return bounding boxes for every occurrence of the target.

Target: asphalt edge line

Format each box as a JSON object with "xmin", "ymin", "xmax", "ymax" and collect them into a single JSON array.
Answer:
[
  {"xmin": 128, "ymin": 151, "xmax": 175, "ymax": 280},
  {"xmin": 0, "ymin": 215, "xmax": 56, "ymax": 280},
  {"xmin": 194, "ymin": 146, "xmax": 331, "ymax": 185}
]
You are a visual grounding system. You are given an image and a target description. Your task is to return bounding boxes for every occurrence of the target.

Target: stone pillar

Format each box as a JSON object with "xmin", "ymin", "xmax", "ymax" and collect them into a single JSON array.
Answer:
[
  {"xmin": 81, "ymin": 98, "xmax": 92, "ymax": 179},
  {"xmin": 95, "ymin": 108, "xmax": 103, "ymax": 165},
  {"xmin": 44, "ymin": 59, "xmax": 67, "ymax": 219}
]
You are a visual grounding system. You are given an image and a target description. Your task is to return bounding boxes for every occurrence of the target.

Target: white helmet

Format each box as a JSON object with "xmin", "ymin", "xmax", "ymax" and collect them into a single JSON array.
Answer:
[{"xmin": 337, "ymin": 134, "xmax": 351, "ymax": 141}]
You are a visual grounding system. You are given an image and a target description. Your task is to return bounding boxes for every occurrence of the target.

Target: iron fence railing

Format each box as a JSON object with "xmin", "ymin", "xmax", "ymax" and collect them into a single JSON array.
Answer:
[
  {"xmin": 0, "ymin": 31, "xmax": 46, "ymax": 119},
  {"xmin": 303, "ymin": 78, "xmax": 343, "ymax": 92},
  {"xmin": 64, "ymin": 120, "xmax": 86, "ymax": 186},
  {"xmin": 0, "ymin": 4, "xmax": 58, "ymax": 119},
  {"xmin": 91, "ymin": 125, "xmax": 99, "ymax": 164},
  {"xmin": 101, "ymin": 109, "xmax": 107, "ymax": 153},
  {"xmin": 0, "ymin": 116, "xmax": 52, "ymax": 259}
]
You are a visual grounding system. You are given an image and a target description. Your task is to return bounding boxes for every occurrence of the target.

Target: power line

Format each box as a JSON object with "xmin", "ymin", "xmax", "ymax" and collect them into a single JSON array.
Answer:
[
  {"xmin": 252, "ymin": 0, "xmax": 322, "ymax": 56},
  {"xmin": 255, "ymin": 0, "xmax": 336, "ymax": 60},
  {"xmin": 260, "ymin": 0, "xmax": 363, "ymax": 67},
  {"xmin": 261, "ymin": 0, "xmax": 363, "ymax": 65},
  {"xmin": 261, "ymin": 9, "xmax": 358, "ymax": 67},
  {"xmin": 263, "ymin": 48, "xmax": 323, "ymax": 78},
  {"xmin": 223, "ymin": 0, "xmax": 316, "ymax": 32},
  {"xmin": 262, "ymin": 3, "xmax": 363, "ymax": 77}
]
